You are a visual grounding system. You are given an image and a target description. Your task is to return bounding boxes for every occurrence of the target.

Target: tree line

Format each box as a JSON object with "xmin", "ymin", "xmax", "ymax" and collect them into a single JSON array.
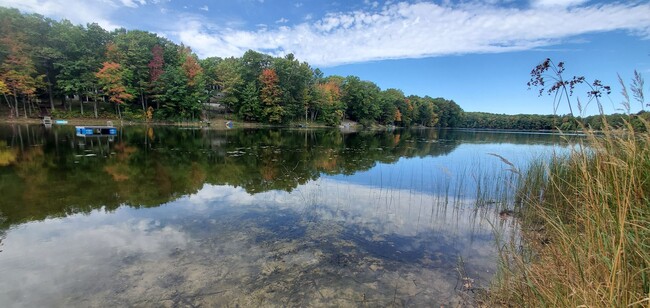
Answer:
[
  {"xmin": 461, "ymin": 111, "xmax": 650, "ymax": 131},
  {"xmin": 0, "ymin": 7, "xmax": 465, "ymax": 127}
]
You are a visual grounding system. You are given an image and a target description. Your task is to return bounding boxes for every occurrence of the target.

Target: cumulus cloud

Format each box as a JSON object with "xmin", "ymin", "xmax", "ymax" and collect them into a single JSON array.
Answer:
[
  {"xmin": 2, "ymin": 0, "xmax": 649, "ymax": 67},
  {"xmin": 199, "ymin": 5, "xmax": 209, "ymax": 11},
  {"xmin": 531, "ymin": 0, "xmax": 589, "ymax": 8},
  {"xmin": 171, "ymin": 1, "xmax": 650, "ymax": 66},
  {"xmin": 119, "ymin": 0, "xmax": 147, "ymax": 8},
  {"xmin": 0, "ymin": 0, "xmax": 134, "ymax": 29}
]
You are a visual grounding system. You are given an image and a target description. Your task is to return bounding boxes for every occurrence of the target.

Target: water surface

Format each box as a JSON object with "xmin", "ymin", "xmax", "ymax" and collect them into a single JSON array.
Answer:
[{"xmin": 0, "ymin": 125, "xmax": 564, "ymax": 307}]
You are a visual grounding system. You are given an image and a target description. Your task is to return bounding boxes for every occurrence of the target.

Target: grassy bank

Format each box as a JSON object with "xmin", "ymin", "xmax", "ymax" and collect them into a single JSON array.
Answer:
[
  {"xmin": 488, "ymin": 64, "xmax": 650, "ymax": 306},
  {"xmin": 490, "ymin": 122, "xmax": 650, "ymax": 306}
]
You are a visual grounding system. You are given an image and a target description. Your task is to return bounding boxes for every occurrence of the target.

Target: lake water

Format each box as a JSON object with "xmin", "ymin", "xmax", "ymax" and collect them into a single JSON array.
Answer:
[{"xmin": 0, "ymin": 125, "xmax": 566, "ymax": 307}]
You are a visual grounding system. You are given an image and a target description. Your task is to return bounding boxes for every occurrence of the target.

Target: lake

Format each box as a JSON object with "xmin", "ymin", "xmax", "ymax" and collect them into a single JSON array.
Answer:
[{"xmin": 0, "ymin": 125, "xmax": 566, "ymax": 307}]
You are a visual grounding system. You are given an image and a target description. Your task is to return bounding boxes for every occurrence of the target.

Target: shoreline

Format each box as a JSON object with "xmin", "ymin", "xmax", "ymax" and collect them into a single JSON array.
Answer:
[
  {"xmin": 0, "ymin": 116, "xmax": 281, "ymax": 129},
  {"xmin": 0, "ymin": 116, "xmax": 357, "ymax": 130}
]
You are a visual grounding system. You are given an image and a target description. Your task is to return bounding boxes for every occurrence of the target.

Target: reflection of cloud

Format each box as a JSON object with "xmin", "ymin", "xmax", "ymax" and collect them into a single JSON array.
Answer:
[
  {"xmin": 182, "ymin": 178, "xmax": 514, "ymax": 284},
  {"xmin": 185, "ymin": 177, "xmax": 508, "ymax": 239},
  {"xmin": 0, "ymin": 175, "xmax": 516, "ymax": 305},
  {"xmin": 0, "ymin": 211, "xmax": 189, "ymax": 306}
]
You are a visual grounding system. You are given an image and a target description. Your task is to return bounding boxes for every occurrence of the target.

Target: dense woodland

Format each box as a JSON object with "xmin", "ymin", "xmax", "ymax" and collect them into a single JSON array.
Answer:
[{"xmin": 0, "ymin": 7, "xmax": 464, "ymax": 127}]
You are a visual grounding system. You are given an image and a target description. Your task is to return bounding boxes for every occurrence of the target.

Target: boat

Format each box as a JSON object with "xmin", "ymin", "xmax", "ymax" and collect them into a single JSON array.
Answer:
[{"xmin": 75, "ymin": 125, "xmax": 117, "ymax": 137}]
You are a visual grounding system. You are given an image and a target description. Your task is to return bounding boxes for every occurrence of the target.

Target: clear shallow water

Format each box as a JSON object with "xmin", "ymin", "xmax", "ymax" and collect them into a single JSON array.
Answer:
[{"xmin": 0, "ymin": 125, "xmax": 565, "ymax": 307}]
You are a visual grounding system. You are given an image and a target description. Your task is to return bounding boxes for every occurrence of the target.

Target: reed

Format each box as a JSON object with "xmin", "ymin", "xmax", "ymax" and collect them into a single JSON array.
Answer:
[{"xmin": 489, "ymin": 62, "xmax": 650, "ymax": 307}]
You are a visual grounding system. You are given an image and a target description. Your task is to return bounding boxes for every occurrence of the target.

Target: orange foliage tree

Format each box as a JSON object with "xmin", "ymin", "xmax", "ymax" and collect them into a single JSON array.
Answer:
[
  {"xmin": 259, "ymin": 68, "xmax": 284, "ymax": 123},
  {"xmin": 0, "ymin": 34, "xmax": 42, "ymax": 118},
  {"xmin": 95, "ymin": 61, "xmax": 133, "ymax": 117},
  {"xmin": 181, "ymin": 47, "xmax": 202, "ymax": 86}
]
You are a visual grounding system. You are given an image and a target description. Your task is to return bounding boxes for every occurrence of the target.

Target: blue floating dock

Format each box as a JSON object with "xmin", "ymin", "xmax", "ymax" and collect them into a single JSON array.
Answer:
[{"xmin": 75, "ymin": 126, "xmax": 117, "ymax": 137}]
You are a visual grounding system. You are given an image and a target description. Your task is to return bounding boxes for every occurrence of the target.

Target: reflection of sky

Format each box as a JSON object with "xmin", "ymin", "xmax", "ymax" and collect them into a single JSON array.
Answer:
[
  {"xmin": 329, "ymin": 143, "xmax": 563, "ymax": 194},
  {"xmin": 0, "ymin": 175, "xmax": 515, "ymax": 306},
  {"xmin": 0, "ymin": 210, "xmax": 190, "ymax": 307}
]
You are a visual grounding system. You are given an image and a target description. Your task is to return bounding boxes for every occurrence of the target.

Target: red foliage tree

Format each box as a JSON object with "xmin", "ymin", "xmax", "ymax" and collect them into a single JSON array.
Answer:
[{"xmin": 148, "ymin": 44, "xmax": 164, "ymax": 83}]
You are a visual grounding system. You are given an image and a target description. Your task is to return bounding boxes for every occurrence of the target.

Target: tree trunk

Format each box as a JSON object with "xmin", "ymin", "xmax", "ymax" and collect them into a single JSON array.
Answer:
[
  {"xmin": 141, "ymin": 90, "xmax": 145, "ymax": 112},
  {"xmin": 81, "ymin": 94, "xmax": 85, "ymax": 116},
  {"xmin": 2, "ymin": 93, "xmax": 10, "ymax": 109},
  {"xmin": 93, "ymin": 88, "xmax": 98, "ymax": 118},
  {"xmin": 3, "ymin": 93, "xmax": 13, "ymax": 118},
  {"xmin": 46, "ymin": 73, "xmax": 55, "ymax": 111},
  {"xmin": 117, "ymin": 104, "xmax": 122, "ymax": 119},
  {"xmin": 22, "ymin": 96, "xmax": 27, "ymax": 118},
  {"xmin": 28, "ymin": 97, "xmax": 33, "ymax": 117},
  {"xmin": 12, "ymin": 90, "xmax": 19, "ymax": 118}
]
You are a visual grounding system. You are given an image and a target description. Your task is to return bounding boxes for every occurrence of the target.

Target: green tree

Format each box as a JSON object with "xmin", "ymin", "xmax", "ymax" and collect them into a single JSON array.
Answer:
[
  {"xmin": 239, "ymin": 81, "xmax": 261, "ymax": 121},
  {"xmin": 215, "ymin": 57, "xmax": 244, "ymax": 114},
  {"xmin": 312, "ymin": 78, "xmax": 345, "ymax": 125},
  {"xmin": 113, "ymin": 30, "xmax": 161, "ymax": 112},
  {"xmin": 342, "ymin": 76, "xmax": 380, "ymax": 124},
  {"xmin": 272, "ymin": 53, "xmax": 313, "ymax": 121},
  {"xmin": 378, "ymin": 88, "xmax": 404, "ymax": 125}
]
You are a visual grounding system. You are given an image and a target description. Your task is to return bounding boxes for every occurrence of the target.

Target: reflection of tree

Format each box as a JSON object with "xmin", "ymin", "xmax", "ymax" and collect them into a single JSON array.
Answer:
[
  {"xmin": 0, "ymin": 212, "xmax": 5, "ymax": 252},
  {"xmin": 438, "ymin": 129, "xmax": 571, "ymax": 145},
  {"xmin": 0, "ymin": 125, "xmax": 560, "ymax": 229}
]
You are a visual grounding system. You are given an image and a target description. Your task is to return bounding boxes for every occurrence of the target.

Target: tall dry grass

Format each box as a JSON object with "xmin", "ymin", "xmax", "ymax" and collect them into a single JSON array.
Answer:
[{"xmin": 489, "ymin": 62, "xmax": 650, "ymax": 307}]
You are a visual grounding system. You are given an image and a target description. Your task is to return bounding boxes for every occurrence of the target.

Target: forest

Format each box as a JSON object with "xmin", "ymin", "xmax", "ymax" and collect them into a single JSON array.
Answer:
[
  {"xmin": 2, "ymin": 7, "xmax": 645, "ymax": 131},
  {"xmin": 0, "ymin": 7, "xmax": 464, "ymax": 127}
]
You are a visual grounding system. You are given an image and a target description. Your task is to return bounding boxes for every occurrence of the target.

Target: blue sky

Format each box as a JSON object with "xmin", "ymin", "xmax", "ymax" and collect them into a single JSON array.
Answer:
[{"xmin": 1, "ymin": 0, "xmax": 649, "ymax": 115}]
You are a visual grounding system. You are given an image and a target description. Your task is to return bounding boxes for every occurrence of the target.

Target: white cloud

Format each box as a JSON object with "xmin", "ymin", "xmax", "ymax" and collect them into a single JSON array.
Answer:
[
  {"xmin": 531, "ymin": 0, "xmax": 589, "ymax": 8},
  {"xmin": 172, "ymin": 1, "xmax": 650, "ymax": 67},
  {"xmin": 2, "ymin": 0, "xmax": 649, "ymax": 67},
  {"xmin": 295, "ymin": 2, "xmax": 303, "ymax": 8},
  {"xmin": 200, "ymin": 5, "xmax": 208, "ymax": 11},
  {"xmin": 119, "ymin": 0, "xmax": 147, "ymax": 8},
  {"xmin": 0, "ymin": 0, "xmax": 124, "ymax": 29}
]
